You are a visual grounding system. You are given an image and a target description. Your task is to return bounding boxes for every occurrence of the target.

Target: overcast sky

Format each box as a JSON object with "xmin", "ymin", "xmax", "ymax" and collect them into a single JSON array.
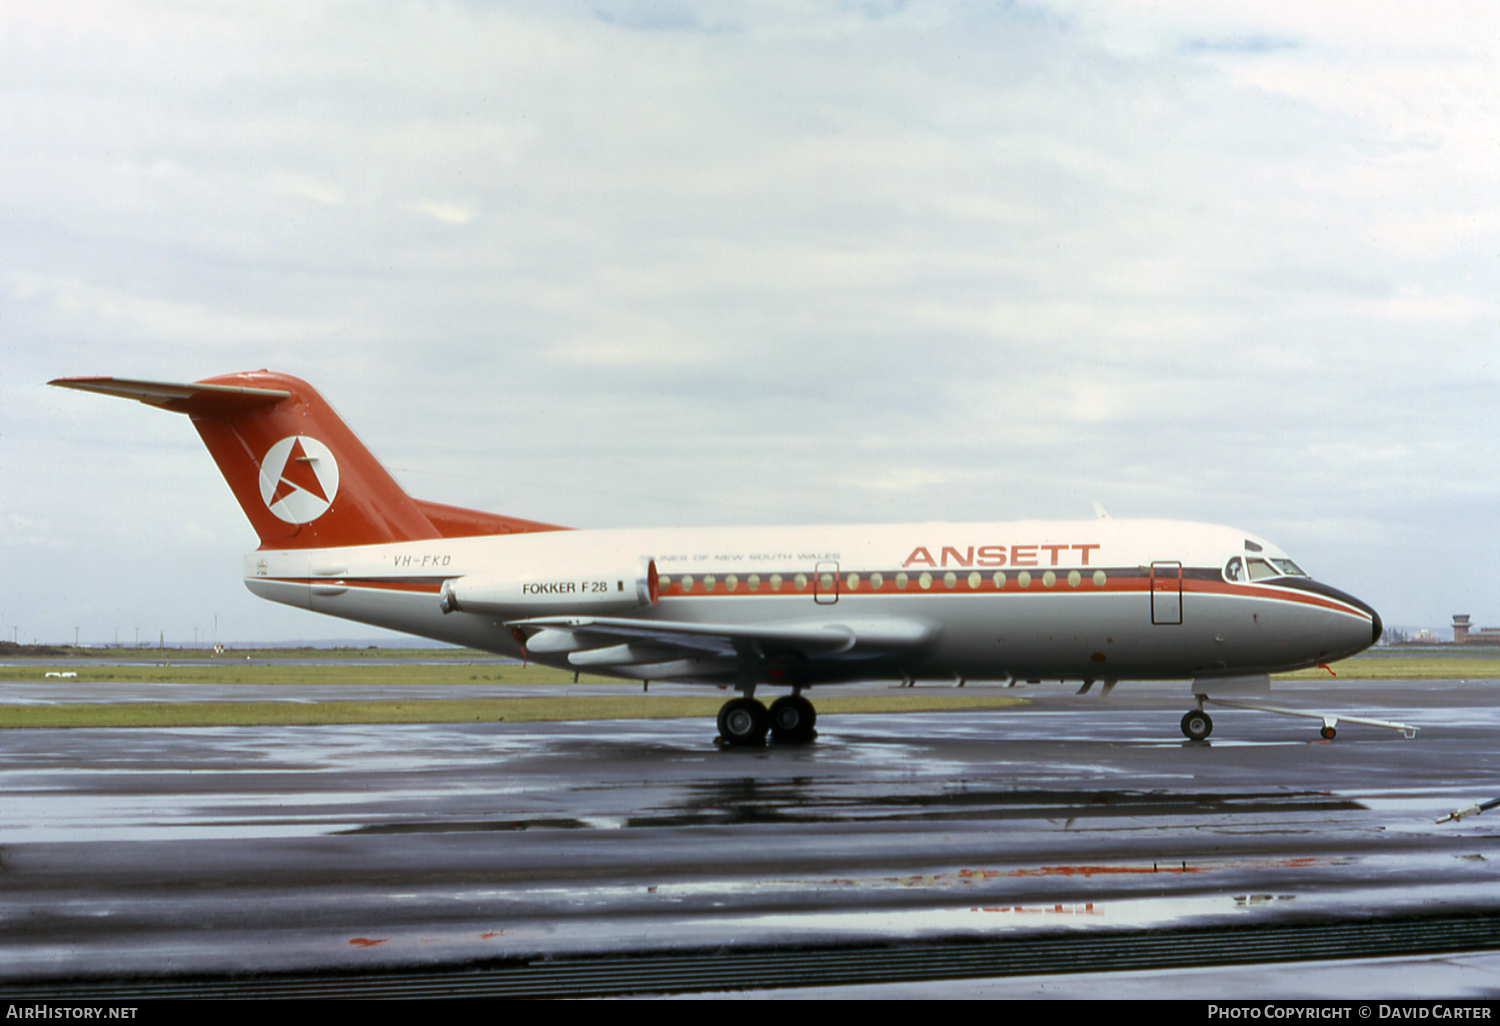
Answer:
[{"xmin": 4, "ymin": 1, "xmax": 1496, "ymax": 646}]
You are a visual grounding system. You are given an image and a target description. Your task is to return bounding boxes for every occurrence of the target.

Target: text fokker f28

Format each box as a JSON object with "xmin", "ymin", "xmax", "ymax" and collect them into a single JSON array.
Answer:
[{"xmin": 52, "ymin": 371, "xmax": 1403, "ymax": 744}]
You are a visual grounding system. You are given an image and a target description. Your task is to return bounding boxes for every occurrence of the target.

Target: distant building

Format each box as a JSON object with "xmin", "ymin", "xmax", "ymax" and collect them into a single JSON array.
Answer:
[{"xmin": 1453, "ymin": 615, "xmax": 1500, "ymax": 645}]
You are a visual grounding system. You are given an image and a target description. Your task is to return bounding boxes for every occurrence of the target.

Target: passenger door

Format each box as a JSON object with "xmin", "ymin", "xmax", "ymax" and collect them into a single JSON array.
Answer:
[{"xmin": 1150, "ymin": 561, "xmax": 1182, "ymax": 625}]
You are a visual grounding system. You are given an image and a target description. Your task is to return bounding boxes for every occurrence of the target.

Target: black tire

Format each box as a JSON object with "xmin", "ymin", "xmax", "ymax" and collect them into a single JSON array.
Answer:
[
  {"xmin": 769, "ymin": 695, "xmax": 817, "ymax": 744},
  {"xmin": 1181, "ymin": 709, "xmax": 1213, "ymax": 741},
  {"xmin": 1320, "ymin": 725, "xmax": 1337, "ymax": 740},
  {"xmin": 717, "ymin": 698, "xmax": 769, "ymax": 746}
]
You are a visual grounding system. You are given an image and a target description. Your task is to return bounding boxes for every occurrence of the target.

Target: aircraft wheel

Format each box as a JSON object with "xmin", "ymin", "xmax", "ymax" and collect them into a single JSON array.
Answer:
[
  {"xmin": 717, "ymin": 698, "xmax": 770, "ymax": 746},
  {"xmin": 769, "ymin": 695, "xmax": 817, "ymax": 744},
  {"xmin": 1320, "ymin": 725, "xmax": 1337, "ymax": 740},
  {"xmin": 1181, "ymin": 709, "xmax": 1213, "ymax": 741}
]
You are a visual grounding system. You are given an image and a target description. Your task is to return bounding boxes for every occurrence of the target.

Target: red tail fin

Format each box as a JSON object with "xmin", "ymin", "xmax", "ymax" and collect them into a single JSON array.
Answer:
[{"xmin": 50, "ymin": 371, "xmax": 566, "ymax": 549}]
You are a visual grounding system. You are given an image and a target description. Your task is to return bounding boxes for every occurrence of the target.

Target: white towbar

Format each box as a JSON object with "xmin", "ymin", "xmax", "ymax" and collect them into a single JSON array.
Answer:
[{"xmin": 1203, "ymin": 697, "xmax": 1418, "ymax": 740}]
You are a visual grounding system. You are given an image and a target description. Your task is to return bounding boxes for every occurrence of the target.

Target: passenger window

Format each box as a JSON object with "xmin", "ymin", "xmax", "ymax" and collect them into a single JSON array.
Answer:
[{"xmin": 1224, "ymin": 557, "xmax": 1245, "ymax": 582}]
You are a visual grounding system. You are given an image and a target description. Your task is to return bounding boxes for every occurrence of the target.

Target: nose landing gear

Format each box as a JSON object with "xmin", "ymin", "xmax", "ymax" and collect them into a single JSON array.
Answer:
[{"xmin": 1180, "ymin": 708, "xmax": 1214, "ymax": 741}]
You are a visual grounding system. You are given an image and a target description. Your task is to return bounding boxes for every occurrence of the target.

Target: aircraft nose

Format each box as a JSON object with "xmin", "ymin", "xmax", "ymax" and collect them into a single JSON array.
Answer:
[{"xmin": 1289, "ymin": 578, "xmax": 1383, "ymax": 658}]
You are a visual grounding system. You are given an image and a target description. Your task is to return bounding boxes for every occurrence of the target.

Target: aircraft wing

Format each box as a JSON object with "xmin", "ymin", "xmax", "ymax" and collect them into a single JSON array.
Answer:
[{"xmin": 508, "ymin": 615, "xmax": 936, "ymax": 682}]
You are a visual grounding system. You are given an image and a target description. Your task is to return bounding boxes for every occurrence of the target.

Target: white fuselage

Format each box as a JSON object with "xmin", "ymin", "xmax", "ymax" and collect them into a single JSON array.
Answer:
[{"xmin": 244, "ymin": 518, "xmax": 1379, "ymax": 688}]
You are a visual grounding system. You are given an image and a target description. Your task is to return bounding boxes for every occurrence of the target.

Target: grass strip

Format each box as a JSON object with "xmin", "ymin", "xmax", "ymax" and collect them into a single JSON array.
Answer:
[
  {"xmin": 14, "ymin": 654, "xmax": 1500, "ymax": 688},
  {"xmin": 0, "ymin": 693, "xmax": 1027, "ymax": 729},
  {"xmin": 4, "ymin": 649, "xmax": 1496, "ymax": 729},
  {"xmin": 0, "ymin": 663, "xmax": 587, "ymax": 687},
  {"xmin": 1273, "ymin": 655, "xmax": 1500, "ymax": 680}
]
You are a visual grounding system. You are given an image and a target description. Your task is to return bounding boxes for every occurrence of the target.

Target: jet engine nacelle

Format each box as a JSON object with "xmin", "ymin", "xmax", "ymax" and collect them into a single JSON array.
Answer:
[{"xmin": 438, "ymin": 557, "xmax": 659, "ymax": 616}]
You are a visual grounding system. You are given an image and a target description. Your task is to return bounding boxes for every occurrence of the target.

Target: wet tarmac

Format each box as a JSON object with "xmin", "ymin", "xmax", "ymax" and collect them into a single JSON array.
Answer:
[{"xmin": 2, "ymin": 676, "xmax": 1498, "ymax": 996}]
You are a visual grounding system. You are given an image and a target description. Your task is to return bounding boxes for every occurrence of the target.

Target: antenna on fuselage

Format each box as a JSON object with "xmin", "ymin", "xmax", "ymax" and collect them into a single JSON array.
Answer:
[{"xmin": 1092, "ymin": 501, "xmax": 1111, "ymax": 520}]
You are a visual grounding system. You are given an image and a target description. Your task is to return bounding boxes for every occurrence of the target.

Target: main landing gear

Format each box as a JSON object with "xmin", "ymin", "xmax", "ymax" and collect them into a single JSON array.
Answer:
[{"xmin": 716, "ymin": 693, "xmax": 817, "ymax": 747}]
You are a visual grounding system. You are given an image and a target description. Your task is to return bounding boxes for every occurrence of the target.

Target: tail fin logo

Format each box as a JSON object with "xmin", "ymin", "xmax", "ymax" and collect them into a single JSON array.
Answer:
[{"xmin": 258, "ymin": 436, "xmax": 340, "ymax": 524}]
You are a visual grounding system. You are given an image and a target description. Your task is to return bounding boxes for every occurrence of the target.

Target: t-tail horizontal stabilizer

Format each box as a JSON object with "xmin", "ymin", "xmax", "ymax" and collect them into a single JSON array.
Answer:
[{"xmin": 49, "ymin": 371, "xmax": 567, "ymax": 549}]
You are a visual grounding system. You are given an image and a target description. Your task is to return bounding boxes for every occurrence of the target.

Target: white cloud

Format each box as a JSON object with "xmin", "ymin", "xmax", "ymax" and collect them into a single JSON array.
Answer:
[
  {"xmin": 2, "ymin": 0, "xmax": 1496, "ymax": 640},
  {"xmin": 272, "ymin": 171, "xmax": 346, "ymax": 206},
  {"xmin": 413, "ymin": 200, "xmax": 476, "ymax": 224}
]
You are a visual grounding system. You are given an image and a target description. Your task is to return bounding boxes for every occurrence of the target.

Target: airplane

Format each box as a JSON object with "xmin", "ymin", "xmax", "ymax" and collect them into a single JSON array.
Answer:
[{"xmin": 50, "ymin": 370, "xmax": 1390, "ymax": 745}]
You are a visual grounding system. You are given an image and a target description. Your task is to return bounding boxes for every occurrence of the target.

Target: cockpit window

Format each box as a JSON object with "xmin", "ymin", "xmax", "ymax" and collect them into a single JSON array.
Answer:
[
  {"xmin": 1226, "ymin": 554, "xmax": 1310, "ymax": 582},
  {"xmin": 1245, "ymin": 557, "xmax": 1279, "ymax": 581}
]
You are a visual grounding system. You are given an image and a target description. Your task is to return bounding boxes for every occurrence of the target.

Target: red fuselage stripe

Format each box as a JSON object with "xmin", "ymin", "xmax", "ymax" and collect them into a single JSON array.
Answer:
[{"xmin": 263, "ymin": 569, "xmax": 1371, "ymax": 621}]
